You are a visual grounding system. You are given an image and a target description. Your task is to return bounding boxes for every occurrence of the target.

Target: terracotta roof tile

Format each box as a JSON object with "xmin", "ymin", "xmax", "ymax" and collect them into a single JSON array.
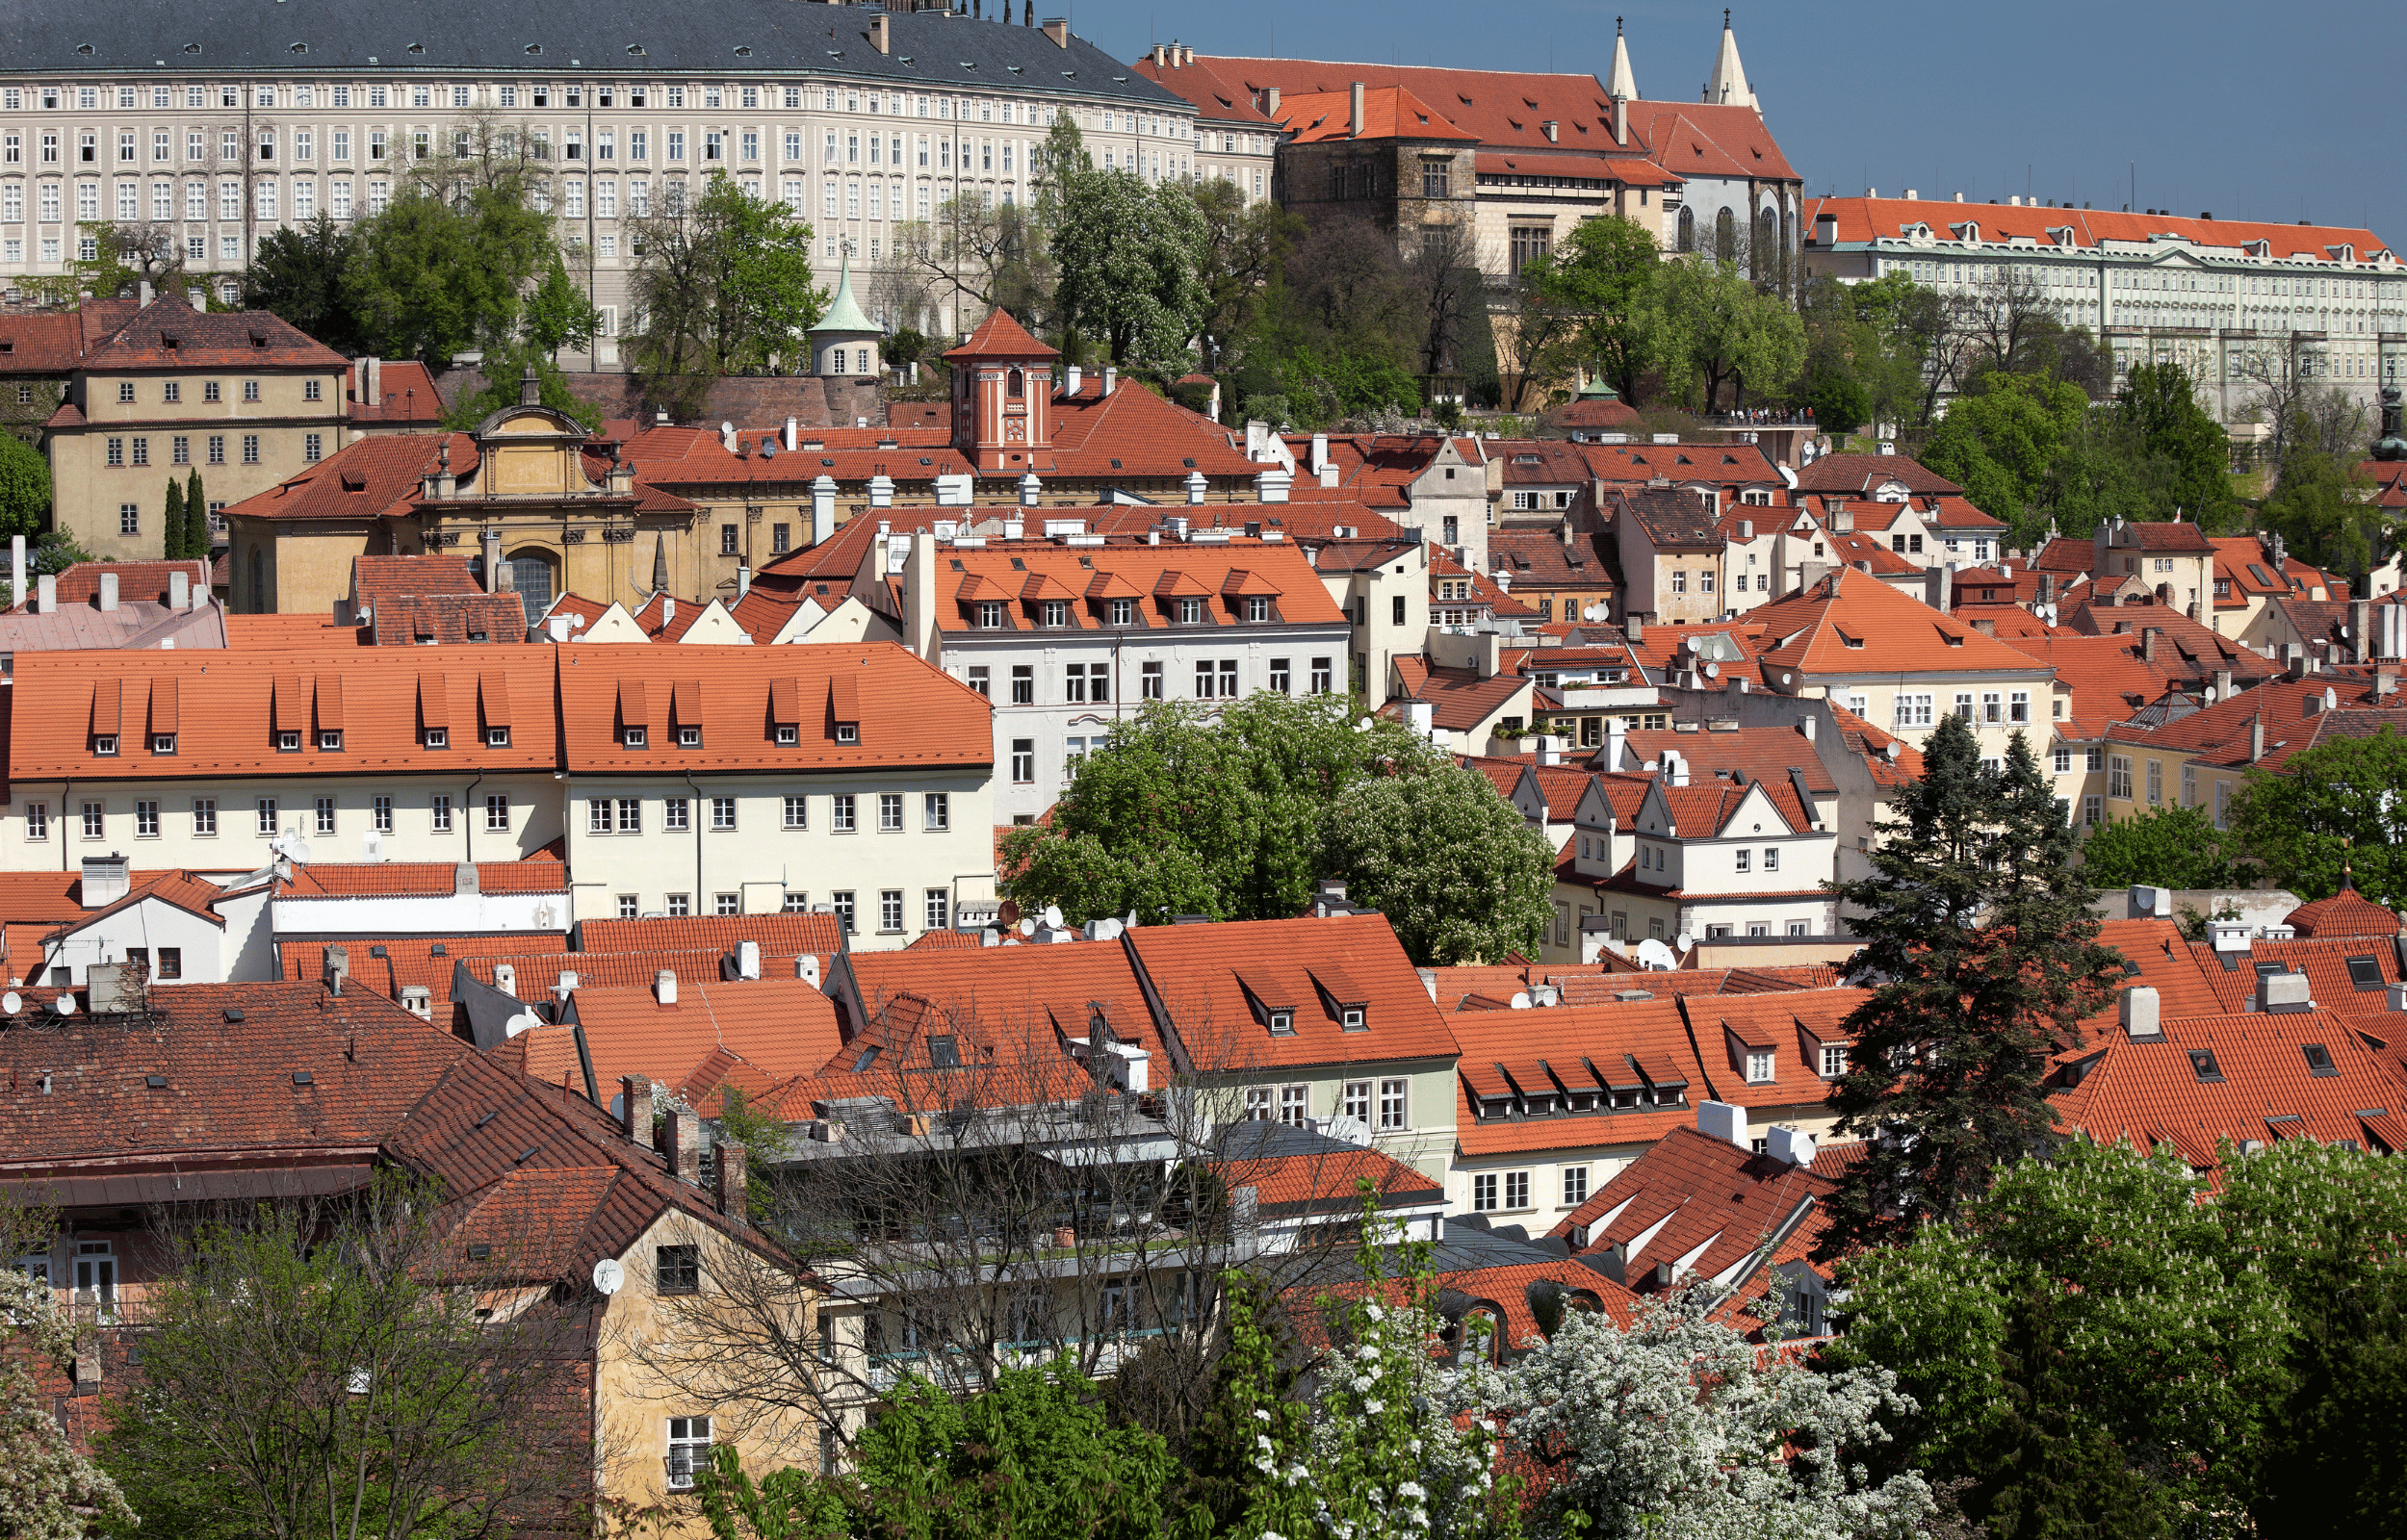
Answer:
[
  {"xmin": 1129, "ymin": 914, "xmax": 1457, "ymax": 1073},
  {"xmin": 1450, "ymin": 997, "xmax": 1703, "ymax": 1156},
  {"xmin": 1810, "ymin": 196, "xmax": 2389, "ymax": 266},
  {"xmin": 1551, "ymin": 1124, "xmax": 1838, "ymax": 1290}
]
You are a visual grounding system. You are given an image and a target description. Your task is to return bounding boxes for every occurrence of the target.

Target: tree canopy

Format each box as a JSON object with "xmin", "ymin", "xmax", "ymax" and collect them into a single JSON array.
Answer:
[
  {"xmin": 2078, "ymin": 804, "xmax": 2245, "ymax": 890},
  {"xmin": 1920, "ymin": 371, "xmax": 2090, "ymax": 541},
  {"xmin": 242, "ymin": 215, "xmax": 369, "ymax": 357},
  {"xmin": 0, "ymin": 430, "xmax": 51, "ymax": 544},
  {"xmin": 346, "ymin": 184, "xmax": 556, "ymax": 365},
  {"xmin": 627, "ymin": 173, "xmax": 825, "ymax": 382},
  {"xmin": 1051, "ymin": 168, "xmax": 1209, "ymax": 372},
  {"xmin": 2228, "ymin": 726, "xmax": 2407, "ymax": 910}
]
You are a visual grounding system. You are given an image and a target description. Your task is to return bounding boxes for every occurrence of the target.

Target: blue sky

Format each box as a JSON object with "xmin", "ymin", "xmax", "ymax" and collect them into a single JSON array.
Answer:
[{"xmin": 1074, "ymin": 0, "xmax": 2407, "ymax": 240}]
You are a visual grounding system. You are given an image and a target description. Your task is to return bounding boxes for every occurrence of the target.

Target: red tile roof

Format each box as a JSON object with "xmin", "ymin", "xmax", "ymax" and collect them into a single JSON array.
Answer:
[
  {"xmin": 1791, "ymin": 452, "xmax": 1962, "ymax": 497},
  {"xmin": 1272, "ymin": 84, "xmax": 1481, "ymax": 144},
  {"xmin": 1748, "ymin": 566, "xmax": 2055, "ymax": 679},
  {"xmin": 283, "ymin": 860, "xmax": 569, "ymax": 898},
  {"xmin": 848, "ymin": 941, "xmax": 1157, "ymax": 1054},
  {"xmin": 945, "ymin": 307, "xmax": 1059, "ymax": 361},
  {"xmin": 22, "ymin": 560, "xmax": 214, "ymax": 610},
  {"xmin": 2050, "ymin": 1009, "xmax": 2406, "ymax": 1172},
  {"xmin": 2284, "ymin": 886, "xmax": 2402, "ymax": 939},
  {"xmin": 1552, "ymin": 1125, "xmax": 1838, "ymax": 1290},
  {"xmin": 1130, "ymin": 55, "xmax": 1283, "ymax": 125},
  {"xmin": 556, "ymin": 976, "xmax": 842, "ymax": 1109},
  {"xmin": 8, "ymin": 648, "xmax": 562, "ymax": 781},
  {"xmin": 576, "ymin": 912, "xmax": 845, "ymax": 959},
  {"xmin": 556, "ymin": 643, "xmax": 991, "ymax": 774},
  {"xmin": 1127, "ymin": 914, "xmax": 1459, "ymax": 1073},
  {"xmin": 222, "ymin": 432, "xmax": 473, "ymax": 524},
  {"xmin": 1452, "ymin": 997, "xmax": 1704, "ymax": 1156},
  {"xmin": 0, "ymin": 311, "xmax": 87, "ymax": 372},
  {"xmin": 348, "ymin": 361, "xmax": 443, "ymax": 425},
  {"xmin": 75, "ymin": 293, "xmax": 349, "ymax": 372},
  {"xmin": 1810, "ymin": 197, "xmax": 2389, "ymax": 265}
]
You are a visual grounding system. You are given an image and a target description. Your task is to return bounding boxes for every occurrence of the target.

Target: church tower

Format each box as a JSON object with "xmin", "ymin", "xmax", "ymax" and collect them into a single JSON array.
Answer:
[
  {"xmin": 1702, "ymin": 10, "xmax": 1758, "ymax": 113},
  {"xmin": 943, "ymin": 309, "xmax": 1060, "ymax": 475}
]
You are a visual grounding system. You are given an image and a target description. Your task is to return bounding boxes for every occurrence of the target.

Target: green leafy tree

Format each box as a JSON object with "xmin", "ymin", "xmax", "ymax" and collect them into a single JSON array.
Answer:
[
  {"xmin": 349, "ymin": 183, "xmax": 555, "ymax": 363},
  {"xmin": 242, "ymin": 214, "xmax": 368, "ymax": 356},
  {"xmin": 628, "ymin": 174, "xmax": 825, "ymax": 381},
  {"xmin": 998, "ymin": 694, "xmax": 1437, "ymax": 931},
  {"xmin": 2030, "ymin": 415, "xmax": 2160, "ymax": 542},
  {"xmin": 2117, "ymin": 362, "xmax": 2239, "ymax": 526},
  {"xmin": 1518, "ymin": 214, "xmax": 1660, "ymax": 405},
  {"xmin": 522, "ymin": 252, "xmax": 601, "ymax": 359},
  {"xmin": 162, "ymin": 476, "xmax": 184, "ymax": 562},
  {"xmin": 1804, "ymin": 368, "xmax": 1874, "ymax": 439},
  {"xmin": 1831, "ymin": 1138, "xmax": 2407, "ymax": 1534},
  {"xmin": 2228, "ymin": 726, "xmax": 2407, "ymax": 910},
  {"xmin": 2077, "ymin": 804, "xmax": 2244, "ymax": 889},
  {"xmin": 97, "ymin": 1176, "xmax": 586, "ymax": 1540},
  {"xmin": 1921, "ymin": 371, "xmax": 2089, "ymax": 536},
  {"xmin": 2259, "ymin": 440, "xmax": 2381, "ymax": 580},
  {"xmin": 1321, "ymin": 756, "xmax": 1555, "ymax": 964},
  {"xmin": 1052, "ymin": 169, "xmax": 1209, "ymax": 373},
  {"xmin": 1817, "ymin": 715, "xmax": 2125, "ymax": 1255},
  {"xmin": 1189, "ymin": 178, "xmax": 1305, "ymax": 357},
  {"xmin": 1642, "ymin": 252, "xmax": 1804, "ymax": 412},
  {"xmin": 32, "ymin": 526, "xmax": 92, "ymax": 578},
  {"xmin": 0, "ymin": 429, "xmax": 51, "ymax": 543},
  {"xmin": 439, "ymin": 346, "xmax": 601, "ymax": 433}
]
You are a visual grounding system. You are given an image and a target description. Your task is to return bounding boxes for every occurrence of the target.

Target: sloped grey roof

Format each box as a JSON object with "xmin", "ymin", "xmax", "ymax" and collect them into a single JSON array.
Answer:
[{"xmin": 0, "ymin": 3, "xmax": 1184, "ymax": 109}]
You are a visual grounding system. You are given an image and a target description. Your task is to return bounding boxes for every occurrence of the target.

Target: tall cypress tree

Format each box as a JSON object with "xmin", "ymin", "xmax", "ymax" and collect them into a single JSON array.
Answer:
[
  {"xmin": 1814, "ymin": 716, "xmax": 2125, "ymax": 1256},
  {"xmin": 162, "ymin": 477, "xmax": 184, "ymax": 562},
  {"xmin": 1977, "ymin": 1290, "xmax": 2174, "ymax": 1540},
  {"xmin": 183, "ymin": 468, "xmax": 206, "ymax": 558}
]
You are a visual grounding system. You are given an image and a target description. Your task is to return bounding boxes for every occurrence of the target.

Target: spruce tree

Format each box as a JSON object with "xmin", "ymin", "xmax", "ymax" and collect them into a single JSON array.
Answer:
[
  {"xmin": 1814, "ymin": 716, "xmax": 2124, "ymax": 1256},
  {"xmin": 183, "ymin": 468, "xmax": 206, "ymax": 557},
  {"xmin": 162, "ymin": 477, "xmax": 184, "ymax": 561}
]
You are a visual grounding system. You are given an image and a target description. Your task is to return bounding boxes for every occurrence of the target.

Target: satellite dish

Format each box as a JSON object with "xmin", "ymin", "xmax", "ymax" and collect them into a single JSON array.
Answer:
[
  {"xmin": 1042, "ymin": 905, "xmax": 1064, "ymax": 929},
  {"xmin": 2203, "ymin": 687, "xmax": 2217, "ymax": 703},
  {"xmin": 1509, "ymin": 991, "xmax": 1532, "ymax": 1010},
  {"xmin": 591, "ymin": 1258, "xmax": 625, "ymax": 1296},
  {"xmin": 1634, "ymin": 937, "xmax": 1679, "ymax": 971},
  {"xmin": 1675, "ymin": 932, "xmax": 1695, "ymax": 952},
  {"xmin": 1, "ymin": 992, "xmax": 18, "ymax": 1015},
  {"xmin": 51, "ymin": 993, "xmax": 75, "ymax": 1015},
  {"xmin": 1359, "ymin": 716, "xmax": 1374, "ymax": 732},
  {"xmin": 278, "ymin": 836, "xmax": 314, "ymax": 865},
  {"xmin": 1703, "ymin": 661, "xmax": 1721, "ymax": 679},
  {"xmin": 504, "ymin": 1011, "xmax": 543, "ymax": 1039},
  {"xmin": 1019, "ymin": 916, "xmax": 1036, "ymax": 937}
]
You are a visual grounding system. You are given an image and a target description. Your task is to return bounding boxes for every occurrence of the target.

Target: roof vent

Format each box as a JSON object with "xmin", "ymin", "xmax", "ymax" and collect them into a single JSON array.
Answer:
[{"xmin": 145, "ymin": 1074, "xmax": 168, "ymax": 1089}]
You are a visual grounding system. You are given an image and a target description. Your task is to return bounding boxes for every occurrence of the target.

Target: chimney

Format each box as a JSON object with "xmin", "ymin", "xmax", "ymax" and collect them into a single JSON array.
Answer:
[
  {"xmin": 1256, "ymin": 467, "xmax": 1292, "ymax": 503},
  {"xmin": 2259, "ymin": 971, "xmax": 2311, "ymax": 1012},
  {"xmin": 1625, "ymin": 614, "xmax": 1643, "ymax": 642},
  {"xmin": 1695, "ymin": 1100, "xmax": 1747, "ymax": 1147},
  {"xmin": 365, "ymin": 356, "xmax": 381, "ymax": 404},
  {"xmin": 868, "ymin": 474, "xmax": 894, "ymax": 508},
  {"xmin": 2120, "ymin": 985, "xmax": 2161, "ymax": 1040},
  {"xmin": 655, "ymin": 968, "xmax": 678, "ymax": 1005},
  {"xmin": 736, "ymin": 939, "xmax": 762, "ymax": 980},
  {"xmin": 1613, "ymin": 94, "xmax": 1628, "ymax": 145},
  {"xmin": 138, "ymin": 280, "xmax": 153, "ymax": 308},
  {"xmin": 482, "ymin": 528, "xmax": 502, "ymax": 592},
  {"xmin": 491, "ymin": 962, "xmax": 516, "ymax": 998},
  {"xmin": 168, "ymin": 570, "xmax": 190, "ymax": 609},
  {"xmin": 1350, "ymin": 81, "xmax": 1365, "ymax": 138},
  {"xmin": 784, "ymin": 415, "xmax": 798, "ymax": 452},
  {"xmin": 619, "ymin": 1075, "xmax": 653, "ymax": 1142},
  {"xmin": 1606, "ymin": 717, "xmax": 1628, "ymax": 771},
  {"xmin": 1063, "ymin": 364, "xmax": 1082, "ymax": 397},
  {"xmin": 2141, "ymin": 627, "xmax": 2160, "ymax": 664},
  {"xmin": 1019, "ymin": 471, "xmax": 1042, "ymax": 507},
  {"xmin": 719, "ymin": 421, "xmax": 738, "ymax": 454},
  {"xmin": 2249, "ymin": 714, "xmax": 2265, "ymax": 764},
  {"xmin": 1185, "ymin": 470, "xmax": 1207, "ymax": 504},
  {"xmin": 811, "ymin": 475, "xmax": 838, "ymax": 546},
  {"xmin": 1925, "ymin": 564, "xmax": 1951, "ymax": 614},
  {"xmin": 1101, "ymin": 365, "xmax": 1117, "ymax": 396},
  {"xmin": 2213, "ymin": 667, "xmax": 2232, "ymax": 701},
  {"xmin": 869, "ymin": 13, "xmax": 891, "ymax": 53},
  {"xmin": 9, "ymin": 534, "xmax": 21, "ymax": 610},
  {"xmin": 1263, "ymin": 86, "xmax": 1280, "ymax": 116},
  {"xmin": 2353, "ymin": 599, "xmax": 2373, "ymax": 664},
  {"xmin": 96, "ymin": 572, "xmax": 117, "ymax": 612},
  {"xmin": 662, "ymin": 1107, "xmax": 702, "ymax": 1184},
  {"xmin": 37, "ymin": 574, "xmax": 55, "ymax": 614},
  {"xmin": 1043, "ymin": 16, "xmax": 1070, "ymax": 47},
  {"xmin": 1799, "ymin": 714, "xmax": 1817, "ymax": 741},
  {"xmin": 714, "ymin": 1139, "xmax": 748, "ymax": 1218}
]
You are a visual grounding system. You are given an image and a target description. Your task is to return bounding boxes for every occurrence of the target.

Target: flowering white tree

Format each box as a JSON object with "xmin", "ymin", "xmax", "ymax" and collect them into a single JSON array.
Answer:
[
  {"xmin": 1502, "ymin": 1289, "xmax": 1934, "ymax": 1540},
  {"xmin": 1221, "ymin": 1187, "xmax": 1518, "ymax": 1540},
  {"xmin": 0, "ymin": 1264, "xmax": 135, "ymax": 1538}
]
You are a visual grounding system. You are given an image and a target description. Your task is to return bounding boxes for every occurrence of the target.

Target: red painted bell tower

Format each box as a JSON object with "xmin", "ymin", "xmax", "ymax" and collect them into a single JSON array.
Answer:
[{"xmin": 944, "ymin": 308, "xmax": 1059, "ymax": 475}]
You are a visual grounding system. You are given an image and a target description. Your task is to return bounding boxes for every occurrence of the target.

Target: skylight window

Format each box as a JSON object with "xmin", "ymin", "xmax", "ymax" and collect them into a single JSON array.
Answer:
[
  {"xmin": 2187, "ymin": 1049, "xmax": 2225, "ymax": 1084},
  {"xmin": 2301, "ymin": 1043, "xmax": 2339, "ymax": 1078}
]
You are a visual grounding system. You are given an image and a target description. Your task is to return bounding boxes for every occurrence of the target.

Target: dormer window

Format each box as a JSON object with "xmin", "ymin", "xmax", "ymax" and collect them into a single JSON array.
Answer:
[
  {"xmin": 927, "ymin": 1035, "xmax": 962, "ymax": 1069},
  {"xmin": 1041, "ymin": 600, "xmax": 1068, "ymax": 628},
  {"xmin": 1267, "ymin": 1010, "xmax": 1294, "ymax": 1035},
  {"xmin": 150, "ymin": 733, "xmax": 175, "ymax": 755},
  {"xmin": 318, "ymin": 730, "xmax": 341, "ymax": 751},
  {"xmin": 1246, "ymin": 596, "xmax": 1270, "ymax": 623},
  {"xmin": 1109, "ymin": 599, "xmax": 1135, "ymax": 626},
  {"xmin": 622, "ymin": 726, "xmax": 647, "ymax": 748},
  {"xmin": 1746, "ymin": 1049, "xmax": 1774, "ymax": 1084},
  {"xmin": 423, "ymin": 727, "xmax": 448, "ymax": 749},
  {"xmin": 1340, "ymin": 1007, "xmax": 1365, "ymax": 1031},
  {"xmin": 93, "ymin": 734, "xmax": 119, "ymax": 757},
  {"xmin": 274, "ymin": 730, "xmax": 300, "ymax": 752},
  {"xmin": 976, "ymin": 601, "xmax": 1004, "ymax": 629},
  {"xmin": 677, "ymin": 726, "xmax": 700, "ymax": 748},
  {"xmin": 1178, "ymin": 597, "xmax": 1204, "ymax": 625},
  {"xmin": 836, "ymin": 724, "xmax": 859, "ymax": 744},
  {"xmin": 486, "ymin": 727, "xmax": 509, "ymax": 748},
  {"xmin": 774, "ymin": 725, "xmax": 799, "ymax": 746}
]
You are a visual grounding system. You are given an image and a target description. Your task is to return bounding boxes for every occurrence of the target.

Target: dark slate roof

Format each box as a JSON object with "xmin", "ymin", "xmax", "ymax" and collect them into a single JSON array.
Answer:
[{"xmin": 2, "ymin": 4, "xmax": 1185, "ymax": 108}]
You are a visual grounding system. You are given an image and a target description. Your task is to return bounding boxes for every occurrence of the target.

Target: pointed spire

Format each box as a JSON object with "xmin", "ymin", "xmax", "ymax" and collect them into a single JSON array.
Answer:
[
  {"xmin": 1703, "ymin": 10, "xmax": 1757, "ymax": 113},
  {"xmin": 650, "ymin": 533, "xmax": 667, "ymax": 597},
  {"xmin": 813, "ymin": 249, "xmax": 876, "ymax": 338},
  {"xmin": 1607, "ymin": 17, "xmax": 1639, "ymax": 102}
]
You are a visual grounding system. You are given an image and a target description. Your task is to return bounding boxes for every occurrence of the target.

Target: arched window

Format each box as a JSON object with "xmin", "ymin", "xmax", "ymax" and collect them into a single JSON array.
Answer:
[
  {"xmin": 505, "ymin": 551, "xmax": 557, "ymax": 629},
  {"xmin": 1754, "ymin": 208, "xmax": 1776, "ymax": 281},
  {"xmin": 1676, "ymin": 205, "xmax": 1695, "ymax": 253},
  {"xmin": 1008, "ymin": 367, "xmax": 1024, "ymax": 398},
  {"xmin": 1715, "ymin": 207, "xmax": 1736, "ymax": 268}
]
